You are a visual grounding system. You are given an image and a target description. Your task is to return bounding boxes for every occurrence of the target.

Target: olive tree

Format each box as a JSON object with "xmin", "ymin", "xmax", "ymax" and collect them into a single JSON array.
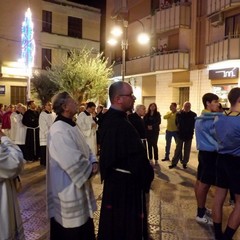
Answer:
[
  {"xmin": 47, "ymin": 49, "xmax": 113, "ymax": 103},
  {"xmin": 31, "ymin": 72, "xmax": 59, "ymax": 105}
]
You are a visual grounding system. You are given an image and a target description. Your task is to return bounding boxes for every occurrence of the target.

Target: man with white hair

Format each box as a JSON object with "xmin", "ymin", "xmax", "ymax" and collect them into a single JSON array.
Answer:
[
  {"xmin": 47, "ymin": 92, "xmax": 98, "ymax": 240},
  {"xmin": 169, "ymin": 101, "xmax": 197, "ymax": 169},
  {"xmin": 128, "ymin": 104, "xmax": 147, "ymax": 140}
]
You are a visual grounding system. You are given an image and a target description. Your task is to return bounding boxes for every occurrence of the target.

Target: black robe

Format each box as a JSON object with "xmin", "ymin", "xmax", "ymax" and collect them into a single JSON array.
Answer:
[
  {"xmin": 128, "ymin": 112, "xmax": 146, "ymax": 139},
  {"xmin": 22, "ymin": 109, "xmax": 40, "ymax": 161},
  {"xmin": 98, "ymin": 108, "xmax": 154, "ymax": 240}
]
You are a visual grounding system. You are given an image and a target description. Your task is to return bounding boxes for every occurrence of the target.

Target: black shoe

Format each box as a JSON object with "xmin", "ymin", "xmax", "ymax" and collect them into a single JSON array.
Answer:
[
  {"xmin": 169, "ymin": 164, "xmax": 176, "ymax": 169},
  {"xmin": 183, "ymin": 164, "xmax": 187, "ymax": 169},
  {"xmin": 161, "ymin": 158, "xmax": 170, "ymax": 161}
]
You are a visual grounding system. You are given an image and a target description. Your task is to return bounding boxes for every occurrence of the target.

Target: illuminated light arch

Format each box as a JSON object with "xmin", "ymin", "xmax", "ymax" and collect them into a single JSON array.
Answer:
[{"xmin": 21, "ymin": 8, "xmax": 35, "ymax": 100}]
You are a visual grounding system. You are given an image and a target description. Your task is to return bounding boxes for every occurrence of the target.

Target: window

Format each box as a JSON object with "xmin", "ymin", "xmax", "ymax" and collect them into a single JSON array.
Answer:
[
  {"xmin": 225, "ymin": 14, "xmax": 240, "ymax": 37},
  {"xmin": 11, "ymin": 86, "xmax": 27, "ymax": 105},
  {"xmin": 68, "ymin": 16, "xmax": 82, "ymax": 39},
  {"xmin": 42, "ymin": 10, "xmax": 52, "ymax": 33},
  {"xmin": 179, "ymin": 87, "xmax": 189, "ymax": 107},
  {"xmin": 42, "ymin": 48, "xmax": 52, "ymax": 70}
]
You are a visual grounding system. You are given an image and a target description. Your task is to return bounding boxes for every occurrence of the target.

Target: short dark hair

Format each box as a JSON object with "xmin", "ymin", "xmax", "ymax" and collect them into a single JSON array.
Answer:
[
  {"xmin": 27, "ymin": 100, "xmax": 34, "ymax": 107},
  {"xmin": 228, "ymin": 87, "xmax": 240, "ymax": 106},
  {"xmin": 171, "ymin": 102, "xmax": 177, "ymax": 108},
  {"xmin": 202, "ymin": 93, "xmax": 219, "ymax": 108},
  {"xmin": 86, "ymin": 102, "xmax": 96, "ymax": 109},
  {"xmin": 52, "ymin": 91, "xmax": 71, "ymax": 115},
  {"xmin": 109, "ymin": 81, "xmax": 125, "ymax": 103}
]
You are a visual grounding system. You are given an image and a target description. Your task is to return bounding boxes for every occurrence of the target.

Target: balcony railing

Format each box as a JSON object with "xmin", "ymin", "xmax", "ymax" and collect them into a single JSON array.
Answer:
[
  {"xmin": 207, "ymin": 0, "xmax": 240, "ymax": 16},
  {"xmin": 41, "ymin": 32, "xmax": 100, "ymax": 51},
  {"xmin": 112, "ymin": 50, "xmax": 189, "ymax": 77},
  {"xmin": 205, "ymin": 35, "xmax": 240, "ymax": 64},
  {"xmin": 155, "ymin": 4, "xmax": 191, "ymax": 33},
  {"xmin": 152, "ymin": 50, "xmax": 189, "ymax": 71}
]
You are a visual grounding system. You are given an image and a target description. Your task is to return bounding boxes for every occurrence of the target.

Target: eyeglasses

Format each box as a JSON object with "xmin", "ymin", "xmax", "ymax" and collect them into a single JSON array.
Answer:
[{"xmin": 119, "ymin": 93, "xmax": 135, "ymax": 98}]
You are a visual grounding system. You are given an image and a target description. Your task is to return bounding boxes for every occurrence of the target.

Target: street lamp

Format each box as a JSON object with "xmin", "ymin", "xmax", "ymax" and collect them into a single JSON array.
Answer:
[
  {"xmin": 108, "ymin": 19, "xmax": 149, "ymax": 82},
  {"xmin": 108, "ymin": 20, "xmax": 128, "ymax": 82}
]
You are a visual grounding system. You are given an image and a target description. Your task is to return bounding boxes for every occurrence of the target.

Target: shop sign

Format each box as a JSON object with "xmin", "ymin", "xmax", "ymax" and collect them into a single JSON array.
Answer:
[{"xmin": 209, "ymin": 67, "xmax": 239, "ymax": 79}]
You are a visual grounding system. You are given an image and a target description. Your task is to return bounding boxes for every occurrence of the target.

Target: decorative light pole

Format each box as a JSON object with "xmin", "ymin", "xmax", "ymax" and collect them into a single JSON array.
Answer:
[
  {"xmin": 108, "ymin": 19, "xmax": 149, "ymax": 82},
  {"xmin": 21, "ymin": 8, "xmax": 35, "ymax": 101},
  {"xmin": 121, "ymin": 20, "xmax": 128, "ymax": 82}
]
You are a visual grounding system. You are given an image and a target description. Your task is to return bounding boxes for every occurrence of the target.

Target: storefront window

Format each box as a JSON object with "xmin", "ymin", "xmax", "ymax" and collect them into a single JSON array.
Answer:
[{"xmin": 212, "ymin": 85, "xmax": 237, "ymax": 108}]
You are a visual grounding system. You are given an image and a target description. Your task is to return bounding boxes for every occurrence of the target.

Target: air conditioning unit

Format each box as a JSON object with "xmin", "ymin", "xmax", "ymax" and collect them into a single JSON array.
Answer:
[{"xmin": 210, "ymin": 13, "xmax": 224, "ymax": 27}]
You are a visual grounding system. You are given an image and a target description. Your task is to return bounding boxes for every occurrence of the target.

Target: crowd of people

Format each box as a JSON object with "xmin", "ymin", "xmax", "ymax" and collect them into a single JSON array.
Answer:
[{"xmin": 2, "ymin": 84, "xmax": 240, "ymax": 240}]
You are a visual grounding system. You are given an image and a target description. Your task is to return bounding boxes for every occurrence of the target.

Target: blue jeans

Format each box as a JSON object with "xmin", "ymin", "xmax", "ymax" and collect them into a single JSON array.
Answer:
[{"xmin": 164, "ymin": 130, "xmax": 178, "ymax": 159}]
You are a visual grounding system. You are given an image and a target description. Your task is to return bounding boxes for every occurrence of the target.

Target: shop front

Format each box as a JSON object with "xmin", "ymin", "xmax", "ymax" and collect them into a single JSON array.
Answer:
[{"xmin": 209, "ymin": 67, "xmax": 239, "ymax": 108}]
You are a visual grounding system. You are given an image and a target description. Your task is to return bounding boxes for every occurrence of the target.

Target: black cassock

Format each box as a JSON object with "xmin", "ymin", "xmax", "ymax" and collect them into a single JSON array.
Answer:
[
  {"xmin": 98, "ymin": 108, "xmax": 154, "ymax": 240},
  {"xmin": 22, "ymin": 109, "xmax": 40, "ymax": 161}
]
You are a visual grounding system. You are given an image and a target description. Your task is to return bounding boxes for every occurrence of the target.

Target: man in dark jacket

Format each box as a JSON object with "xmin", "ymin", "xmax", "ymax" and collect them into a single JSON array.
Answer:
[
  {"xmin": 169, "ymin": 101, "xmax": 197, "ymax": 169},
  {"xmin": 98, "ymin": 82, "xmax": 154, "ymax": 240}
]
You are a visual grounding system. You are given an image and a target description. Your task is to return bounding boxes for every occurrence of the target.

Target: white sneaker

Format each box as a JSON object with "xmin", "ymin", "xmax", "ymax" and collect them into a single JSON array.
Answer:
[
  {"xmin": 196, "ymin": 214, "xmax": 213, "ymax": 225},
  {"xmin": 205, "ymin": 208, "xmax": 212, "ymax": 216}
]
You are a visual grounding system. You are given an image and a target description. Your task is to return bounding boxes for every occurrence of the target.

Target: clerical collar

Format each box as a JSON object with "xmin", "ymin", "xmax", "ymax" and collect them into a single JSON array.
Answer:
[
  {"xmin": 84, "ymin": 110, "xmax": 91, "ymax": 116},
  {"xmin": 44, "ymin": 110, "xmax": 52, "ymax": 114},
  {"xmin": 55, "ymin": 115, "xmax": 76, "ymax": 127}
]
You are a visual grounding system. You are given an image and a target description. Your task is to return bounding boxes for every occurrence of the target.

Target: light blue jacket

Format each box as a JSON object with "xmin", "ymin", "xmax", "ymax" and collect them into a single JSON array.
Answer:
[
  {"xmin": 214, "ymin": 114, "xmax": 240, "ymax": 156},
  {"xmin": 195, "ymin": 112, "xmax": 222, "ymax": 152}
]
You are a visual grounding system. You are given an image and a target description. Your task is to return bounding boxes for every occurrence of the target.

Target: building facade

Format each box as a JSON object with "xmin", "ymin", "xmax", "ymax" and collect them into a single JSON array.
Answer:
[
  {"xmin": 0, "ymin": 0, "xmax": 101, "ymax": 104},
  {"xmin": 105, "ymin": 0, "xmax": 240, "ymax": 125}
]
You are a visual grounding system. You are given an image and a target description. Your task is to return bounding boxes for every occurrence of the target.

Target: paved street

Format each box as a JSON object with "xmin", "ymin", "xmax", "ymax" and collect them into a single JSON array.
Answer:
[{"xmin": 18, "ymin": 134, "xmax": 240, "ymax": 239}]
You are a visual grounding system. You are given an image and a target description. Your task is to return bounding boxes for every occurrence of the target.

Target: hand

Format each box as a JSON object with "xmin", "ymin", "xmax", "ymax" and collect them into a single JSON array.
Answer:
[
  {"xmin": 147, "ymin": 125, "xmax": 153, "ymax": 130},
  {"xmin": 0, "ymin": 130, "xmax": 6, "ymax": 138},
  {"xmin": 92, "ymin": 162, "xmax": 98, "ymax": 174}
]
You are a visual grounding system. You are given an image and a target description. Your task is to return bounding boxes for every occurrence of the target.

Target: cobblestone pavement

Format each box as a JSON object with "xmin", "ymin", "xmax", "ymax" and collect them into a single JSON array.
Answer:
[{"xmin": 18, "ymin": 134, "xmax": 240, "ymax": 239}]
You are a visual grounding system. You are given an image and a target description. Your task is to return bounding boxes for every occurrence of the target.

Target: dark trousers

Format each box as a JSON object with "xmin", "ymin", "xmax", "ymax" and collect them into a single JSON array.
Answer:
[
  {"xmin": 50, "ymin": 217, "xmax": 95, "ymax": 240},
  {"xmin": 18, "ymin": 144, "xmax": 27, "ymax": 160},
  {"xmin": 147, "ymin": 133, "xmax": 159, "ymax": 161},
  {"xmin": 40, "ymin": 146, "xmax": 46, "ymax": 166},
  {"xmin": 172, "ymin": 138, "xmax": 192, "ymax": 165},
  {"xmin": 25, "ymin": 128, "xmax": 40, "ymax": 161}
]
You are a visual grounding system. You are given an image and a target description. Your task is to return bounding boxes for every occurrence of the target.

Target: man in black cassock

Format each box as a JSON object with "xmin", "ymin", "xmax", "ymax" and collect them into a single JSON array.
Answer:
[
  {"xmin": 22, "ymin": 100, "xmax": 40, "ymax": 162},
  {"xmin": 98, "ymin": 82, "xmax": 154, "ymax": 240},
  {"xmin": 128, "ymin": 104, "xmax": 149, "ymax": 151}
]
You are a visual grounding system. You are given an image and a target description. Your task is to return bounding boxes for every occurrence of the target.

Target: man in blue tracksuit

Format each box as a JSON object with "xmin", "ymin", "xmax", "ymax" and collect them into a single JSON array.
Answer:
[
  {"xmin": 213, "ymin": 87, "xmax": 240, "ymax": 240},
  {"xmin": 195, "ymin": 93, "xmax": 222, "ymax": 227}
]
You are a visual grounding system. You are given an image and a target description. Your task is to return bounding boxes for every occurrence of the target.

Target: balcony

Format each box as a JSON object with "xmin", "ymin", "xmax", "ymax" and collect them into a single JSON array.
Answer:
[
  {"xmin": 40, "ymin": 32, "xmax": 100, "ymax": 51},
  {"xmin": 152, "ymin": 50, "xmax": 189, "ymax": 71},
  {"xmin": 112, "ymin": 55, "xmax": 151, "ymax": 77},
  {"xmin": 155, "ymin": 4, "xmax": 191, "ymax": 33},
  {"xmin": 207, "ymin": 0, "xmax": 240, "ymax": 16},
  {"xmin": 112, "ymin": 50, "xmax": 189, "ymax": 77},
  {"xmin": 205, "ymin": 35, "xmax": 240, "ymax": 64}
]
